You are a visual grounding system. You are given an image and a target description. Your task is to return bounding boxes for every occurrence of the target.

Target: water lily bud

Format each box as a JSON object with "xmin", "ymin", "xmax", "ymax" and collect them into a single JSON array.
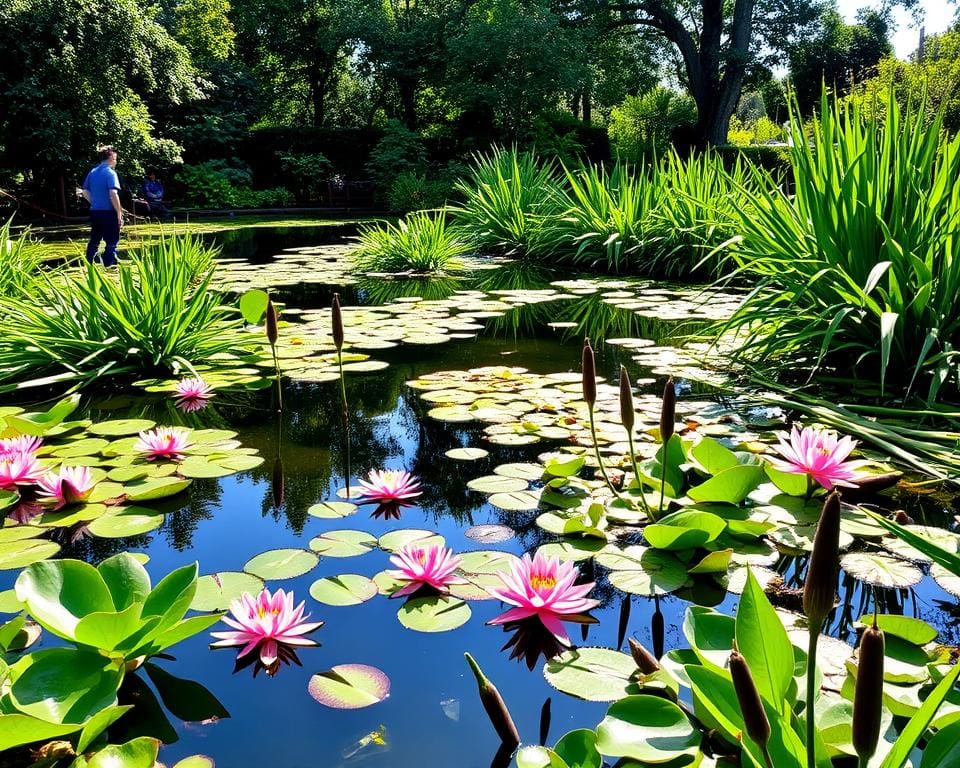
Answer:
[
  {"xmin": 660, "ymin": 377, "xmax": 676, "ymax": 444},
  {"xmin": 266, "ymin": 297, "xmax": 279, "ymax": 346},
  {"xmin": 628, "ymin": 637, "xmax": 660, "ymax": 674},
  {"xmin": 803, "ymin": 491, "xmax": 841, "ymax": 627},
  {"xmin": 465, "ymin": 652, "xmax": 520, "ymax": 748},
  {"xmin": 332, "ymin": 293, "xmax": 344, "ymax": 351},
  {"xmin": 852, "ymin": 618, "xmax": 885, "ymax": 763},
  {"xmin": 729, "ymin": 645, "xmax": 771, "ymax": 751},
  {"xmin": 581, "ymin": 338, "xmax": 597, "ymax": 409},
  {"xmin": 619, "ymin": 366, "xmax": 635, "ymax": 432}
]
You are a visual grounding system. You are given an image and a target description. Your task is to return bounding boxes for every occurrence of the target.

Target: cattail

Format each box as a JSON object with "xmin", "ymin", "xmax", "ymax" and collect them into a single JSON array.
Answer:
[
  {"xmin": 729, "ymin": 644, "xmax": 771, "ymax": 752},
  {"xmin": 331, "ymin": 293, "xmax": 344, "ymax": 352},
  {"xmin": 272, "ymin": 457, "xmax": 284, "ymax": 509},
  {"xmin": 266, "ymin": 297, "xmax": 279, "ymax": 346},
  {"xmin": 581, "ymin": 338, "xmax": 597, "ymax": 409},
  {"xmin": 538, "ymin": 697, "xmax": 551, "ymax": 746},
  {"xmin": 617, "ymin": 596, "xmax": 631, "ymax": 650},
  {"xmin": 803, "ymin": 491, "xmax": 841, "ymax": 627},
  {"xmin": 852, "ymin": 618, "xmax": 885, "ymax": 763},
  {"xmin": 465, "ymin": 652, "xmax": 520, "ymax": 748},
  {"xmin": 628, "ymin": 637, "xmax": 660, "ymax": 674},
  {"xmin": 619, "ymin": 365, "xmax": 635, "ymax": 432},
  {"xmin": 660, "ymin": 377, "xmax": 676, "ymax": 444},
  {"xmin": 652, "ymin": 606, "xmax": 664, "ymax": 659}
]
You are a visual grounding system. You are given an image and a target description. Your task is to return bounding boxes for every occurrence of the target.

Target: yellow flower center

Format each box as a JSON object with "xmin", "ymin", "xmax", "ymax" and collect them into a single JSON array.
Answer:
[
  {"xmin": 530, "ymin": 575, "xmax": 556, "ymax": 590},
  {"xmin": 256, "ymin": 606, "xmax": 282, "ymax": 618}
]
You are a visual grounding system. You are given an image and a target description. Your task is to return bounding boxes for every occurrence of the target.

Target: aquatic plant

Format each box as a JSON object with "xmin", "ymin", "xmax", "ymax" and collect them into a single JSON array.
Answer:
[
  {"xmin": 352, "ymin": 211, "xmax": 470, "ymax": 274},
  {"xmin": 0, "ymin": 434, "xmax": 42, "ymax": 456},
  {"xmin": 486, "ymin": 552, "xmax": 598, "ymax": 646},
  {"xmin": 0, "ymin": 218, "xmax": 43, "ymax": 299},
  {"xmin": 174, "ymin": 377, "xmax": 214, "ymax": 405},
  {"xmin": 36, "ymin": 465, "xmax": 94, "ymax": 509},
  {"xmin": 210, "ymin": 588, "xmax": 323, "ymax": 669},
  {"xmin": 719, "ymin": 91, "xmax": 960, "ymax": 403},
  {"xmin": 386, "ymin": 544, "xmax": 466, "ymax": 598},
  {"xmin": 770, "ymin": 424, "xmax": 866, "ymax": 493},
  {"xmin": 464, "ymin": 652, "xmax": 520, "ymax": 748},
  {"xmin": 134, "ymin": 426, "xmax": 193, "ymax": 460},
  {"xmin": 0, "ymin": 451, "xmax": 43, "ymax": 489},
  {"xmin": 451, "ymin": 147, "xmax": 562, "ymax": 258},
  {"xmin": 355, "ymin": 469, "xmax": 423, "ymax": 505}
]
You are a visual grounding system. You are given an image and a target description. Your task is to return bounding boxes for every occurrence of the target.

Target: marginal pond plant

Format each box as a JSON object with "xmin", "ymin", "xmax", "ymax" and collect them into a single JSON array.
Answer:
[{"xmin": 352, "ymin": 210, "xmax": 470, "ymax": 274}]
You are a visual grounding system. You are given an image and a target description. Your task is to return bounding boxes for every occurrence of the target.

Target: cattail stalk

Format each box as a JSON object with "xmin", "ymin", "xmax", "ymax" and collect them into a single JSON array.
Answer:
[
  {"xmin": 266, "ymin": 296, "xmax": 282, "ymax": 410},
  {"xmin": 729, "ymin": 644, "xmax": 773, "ymax": 768},
  {"xmin": 657, "ymin": 377, "xmax": 675, "ymax": 518},
  {"xmin": 852, "ymin": 616, "xmax": 885, "ymax": 767},
  {"xmin": 582, "ymin": 338, "xmax": 622, "ymax": 501},
  {"xmin": 465, "ymin": 653, "xmax": 520, "ymax": 748},
  {"xmin": 619, "ymin": 365, "xmax": 651, "ymax": 517},
  {"xmin": 628, "ymin": 637, "xmax": 660, "ymax": 675},
  {"xmin": 332, "ymin": 294, "xmax": 350, "ymax": 498},
  {"xmin": 803, "ymin": 491, "xmax": 841, "ymax": 768}
]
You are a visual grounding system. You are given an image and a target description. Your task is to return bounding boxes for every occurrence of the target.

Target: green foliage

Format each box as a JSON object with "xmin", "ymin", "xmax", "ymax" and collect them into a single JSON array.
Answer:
[
  {"xmin": 0, "ymin": 220, "xmax": 43, "ymax": 298},
  {"xmin": 279, "ymin": 151, "xmax": 332, "ymax": 201},
  {"xmin": 352, "ymin": 211, "xmax": 469, "ymax": 274},
  {"xmin": 607, "ymin": 87, "xmax": 697, "ymax": 161},
  {"xmin": 174, "ymin": 0, "xmax": 236, "ymax": 65},
  {"xmin": 451, "ymin": 148, "xmax": 562, "ymax": 258},
  {"xmin": 177, "ymin": 161, "xmax": 293, "ymax": 208},
  {"xmin": 386, "ymin": 172, "xmax": 453, "ymax": 213},
  {"xmin": 0, "ymin": 234, "xmax": 255, "ymax": 391},
  {"xmin": 365, "ymin": 119, "xmax": 429, "ymax": 194},
  {"xmin": 720, "ymin": 92, "xmax": 960, "ymax": 402}
]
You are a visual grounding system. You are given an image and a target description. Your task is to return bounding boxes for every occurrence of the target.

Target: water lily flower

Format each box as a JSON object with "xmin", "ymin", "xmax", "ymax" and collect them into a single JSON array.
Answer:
[
  {"xmin": 0, "ymin": 452, "xmax": 45, "ymax": 490},
  {"xmin": 0, "ymin": 435, "xmax": 42, "ymax": 457},
  {"xmin": 770, "ymin": 424, "xmax": 866, "ymax": 491},
  {"xmin": 387, "ymin": 544, "xmax": 468, "ymax": 598},
  {"xmin": 486, "ymin": 552, "xmax": 599, "ymax": 646},
  {"xmin": 37, "ymin": 466, "xmax": 95, "ymax": 509},
  {"xmin": 174, "ymin": 378, "xmax": 214, "ymax": 411},
  {"xmin": 210, "ymin": 588, "xmax": 323, "ymax": 668},
  {"xmin": 355, "ymin": 469, "xmax": 423, "ymax": 505},
  {"xmin": 134, "ymin": 427, "xmax": 192, "ymax": 460}
]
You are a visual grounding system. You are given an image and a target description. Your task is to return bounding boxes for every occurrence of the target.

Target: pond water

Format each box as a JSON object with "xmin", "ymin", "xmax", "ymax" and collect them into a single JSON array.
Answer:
[{"xmin": 3, "ymin": 224, "xmax": 959, "ymax": 768}]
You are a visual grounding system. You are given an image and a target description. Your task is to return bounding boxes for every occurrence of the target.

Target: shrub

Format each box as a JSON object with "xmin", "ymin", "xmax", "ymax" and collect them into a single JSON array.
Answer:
[
  {"xmin": 607, "ymin": 87, "xmax": 696, "ymax": 161},
  {"xmin": 0, "ymin": 233, "xmax": 254, "ymax": 391},
  {"xmin": 387, "ymin": 172, "xmax": 453, "ymax": 213},
  {"xmin": 365, "ymin": 119, "xmax": 429, "ymax": 195},
  {"xmin": 279, "ymin": 151, "xmax": 332, "ymax": 201},
  {"xmin": 720, "ymin": 91, "xmax": 960, "ymax": 402},
  {"xmin": 177, "ymin": 161, "xmax": 293, "ymax": 208},
  {"xmin": 451, "ymin": 147, "xmax": 562, "ymax": 258},
  {"xmin": 352, "ymin": 211, "xmax": 469, "ymax": 274}
]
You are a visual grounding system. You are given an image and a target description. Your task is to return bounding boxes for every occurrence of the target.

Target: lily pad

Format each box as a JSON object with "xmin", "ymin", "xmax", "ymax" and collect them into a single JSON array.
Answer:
[
  {"xmin": 308, "ymin": 664, "xmax": 390, "ymax": 709},
  {"xmin": 191, "ymin": 572, "xmax": 265, "ymax": 612},
  {"xmin": 309, "ymin": 575, "xmax": 378, "ymax": 607},
  {"xmin": 543, "ymin": 647, "xmax": 641, "ymax": 702},
  {"xmin": 397, "ymin": 595, "xmax": 471, "ymax": 632},
  {"xmin": 377, "ymin": 529, "xmax": 445, "ymax": 553},
  {"xmin": 0, "ymin": 539, "xmax": 61, "ymax": 571},
  {"xmin": 88, "ymin": 419, "xmax": 157, "ymax": 437},
  {"xmin": 465, "ymin": 524, "xmax": 515, "ymax": 544},
  {"xmin": 595, "ymin": 694, "xmax": 701, "ymax": 763},
  {"xmin": 307, "ymin": 501, "xmax": 358, "ymax": 519},
  {"xmin": 309, "ymin": 530, "xmax": 378, "ymax": 558},
  {"xmin": 932, "ymin": 564, "xmax": 960, "ymax": 598},
  {"xmin": 243, "ymin": 548, "xmax": 319, "ymax": 580},
  {"xmin": 445, "ymin": 448, "xmax": 489, "ymax": 461},
  {"xmin": 86, "ymin": 508, "xmax": 164, "ymax": 539},
  {"xmin": 467, "ymin": 475, "xmax": 529, "ymax": 494},
  {"xmin": 840, "ymin": 552, "xmax": 923, "ymax": 589},
  {"xmin": 488, "ymin": 490, "xmax": 542, "ymax": 512}
]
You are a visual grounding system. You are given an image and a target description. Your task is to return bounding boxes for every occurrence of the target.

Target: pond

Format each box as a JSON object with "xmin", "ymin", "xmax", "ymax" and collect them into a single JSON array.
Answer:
[{"xmin": 2, "ymin": 224, "xmax": 959, "ymax": 768}]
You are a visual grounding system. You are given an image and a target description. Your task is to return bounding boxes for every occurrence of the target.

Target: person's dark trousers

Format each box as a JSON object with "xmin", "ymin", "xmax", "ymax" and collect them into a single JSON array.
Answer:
[{"xmin": 86, "ymin": 210, "xmax": 120, "ymax": 267}]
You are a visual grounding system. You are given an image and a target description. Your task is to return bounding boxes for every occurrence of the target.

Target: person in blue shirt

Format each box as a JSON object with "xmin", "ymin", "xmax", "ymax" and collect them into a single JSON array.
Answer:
[
  {"xmin": 143, "ymin": 171, "xmax": 168, "ymax": 218},
  {"xmin": 81, "ymin": 146, "xmax": 124, "ymax": 267}
]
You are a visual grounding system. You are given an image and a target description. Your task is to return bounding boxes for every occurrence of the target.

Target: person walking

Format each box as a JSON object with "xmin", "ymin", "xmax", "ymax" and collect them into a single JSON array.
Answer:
[{"xmin": 81, "ymin": 146, "xmax": 124, "ymax": 267}]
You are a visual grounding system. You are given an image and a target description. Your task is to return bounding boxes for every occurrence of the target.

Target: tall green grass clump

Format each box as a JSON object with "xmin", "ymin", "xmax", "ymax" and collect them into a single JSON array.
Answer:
[
  {"xmin": 721, "ymin": 92, "xmax": 960, "ymax": 403},
  {"xmin": 352, "ymin": 210, "xmax": 469, "ymax": 274},
  {"xmin": 0, "ymin": 219, "xmax": 43, "ymax": 298},
  {"xmin": 0, "ymin": 234, "xmax": 252, "ymax": 391},
  {"xmin": 451, "ymin": 147, "xmax": 562, "ymax": 258}
]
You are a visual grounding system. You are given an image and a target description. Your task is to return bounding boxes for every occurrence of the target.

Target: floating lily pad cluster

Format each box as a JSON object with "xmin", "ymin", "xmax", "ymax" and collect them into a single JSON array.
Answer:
[
  {"xmin": 0, "ymin": 398, "xmax": 262, "ymax": 569},
  {"xmin": 214, "ymin": 246, "xmax": 359, "ymax": 293}
]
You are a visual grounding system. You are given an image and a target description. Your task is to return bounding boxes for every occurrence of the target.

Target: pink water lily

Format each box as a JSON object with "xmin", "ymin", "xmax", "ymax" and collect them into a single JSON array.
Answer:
[
  {"xmin": 355, "ymin": 469, "xmax": 423, "ymax": 505},
  {"xmin": 387, "ymin": 544, "xmax": 468, "ymax": 598},
  {"xmin": 174, "ymin": 378, "xmax": 214, "ymax": 411},
  {"xmin": 210, "ymin": 588, "xmax": 323, "ymax": 667},
  {"xmin": 0, "ymin": 452, "xmax": 45, "ymax": 490},
  {"xmin": 134, "ymin": 427, "xmax": 192, "ymax": 460},
  {"xmin": 770, "ymin": 424, "xmax": 866, "ymax": 491},
  {"xmin": 487, "ymin": 552, "xmax": 599, "ymax": 646},
  {"xmin": 0, "ymin": 435, "xmax": 42, "ymax": 457},
  {"xmin": 37, "ymin": 466, "xmax": 95, "ymax": 509}
]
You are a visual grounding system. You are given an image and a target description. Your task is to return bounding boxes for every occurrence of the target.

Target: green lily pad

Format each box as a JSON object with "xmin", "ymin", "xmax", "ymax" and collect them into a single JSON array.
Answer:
[
  {"xmin": 125, "ymin": 477, "xmax": 192, "ymax": 502},
  {"xmin": 0, "ymin": 539, "xmax": 61, "ymax": 571},
  {"xmin": 243, "ymin": 548, "xmax": 319, "ymax": 580},
  {"xmin": 467, "ymin": 475, "xmax": 529, "ymax": 494},
  {"xmin": 0, "ymin": 588, "xmax": 25, "ymax": 613},
  {"xmin": 308, "ymin": 664, "xmax": 390, "ymax": 709},
  {"xmin": 855, "ymin": 614, "xmax": 938, "ymax": 645},
  {"xmin": 309, "ymin": 529, "xmax": 378, "ymax": 558},
  {"xmin": 536, "ymin": 539, "xmax": 608, "ymax": 563},
  {"xmin": 598, "ymin": 548, "xmax": 688, "ymax": 597},
  {"xmin": 307, "ymin": 501, "xmax": 358, "ymax": 519},
  {"xmin": 377, "ymin": 529, "xmax": 445, "ymax": 553},
  {"xmin": 309, "ymin": 575, "xmax": 378, "ymax": 606},
  {"xmin": 644, "ymin": 510, "xmax": 726, "ymax": 551},
  {"xmin": 88, "ymin": 419, "xmax": 157, "ymax": 437},
  {"xmin": 543, "ymin": 647, "xmax": 641, "ymax": 702},
  {"xmin": 397, "ymin": 595, "xmax": 471, "ymax": 633},
  {"xmin": 178, "ymin": 457, "xmax": 236, "ymax": 479},
  {"xmin": 191, "ymin": 572, "xmax": 265, "ymax": 612},
  {"xmin": 445, "ymin": 448, "xmax": 489, "ymax": 461},
  {"xmin": 494, "ymin": 463, "xmax": 546, "ymax": 481},
  {"xmin": 932, "ymin": 564, "xmax": 960, "ymax": 598},
  {"xmin": 86, "ymin": 508, "xmax": 164, "ymax": 539},
  {"xmin": 879, "ymin": 526, "xmax": 960, "ymax": 565},
  {"xmin": 595, "ymin": 694, "xmax": 701, "ymax": 762},
  {"xmin": 840, "ymin": 552, "xmax": 923, "ymax": 589},
  {"xmin": 488, "ymin": 490, "xmax": 542, "ymax": 512}
]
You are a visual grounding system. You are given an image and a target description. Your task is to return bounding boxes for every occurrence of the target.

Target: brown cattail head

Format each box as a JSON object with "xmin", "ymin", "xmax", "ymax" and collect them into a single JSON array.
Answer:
[
  {"xmin": 628, "ymin": 637, "xmax": 660, "ymax": 674},
  {"xmin": 266, "ymin": 297, "xmax": 279, "ymax": 346},
  {"xmin": 332, "ymin": 293, "xmax": 344, "ymax": 351},
  {"xmin": 660, "ymin": 377, "xmax": 676, "ymax": 444},
  {"xmin": 803, "ymin": 491, "xmax": 841, "ymax": 627},
  {"xmin": 852, "ymin": 617, "xmax": 885, "ymax": 762},
  {"xmin": 581, "ymin": 338, "xmax": 597, "ymax": 410},
  {"xmin": 619, "ymin": 366, "xmax": 635, "ymax": 432},
  {"xmin": 465, "ymin": 652, "xmax": 520, "ymax": 748},
  {"xmin": 729, "ymin": 644, "xmax": 771, "ymax": 750}
]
